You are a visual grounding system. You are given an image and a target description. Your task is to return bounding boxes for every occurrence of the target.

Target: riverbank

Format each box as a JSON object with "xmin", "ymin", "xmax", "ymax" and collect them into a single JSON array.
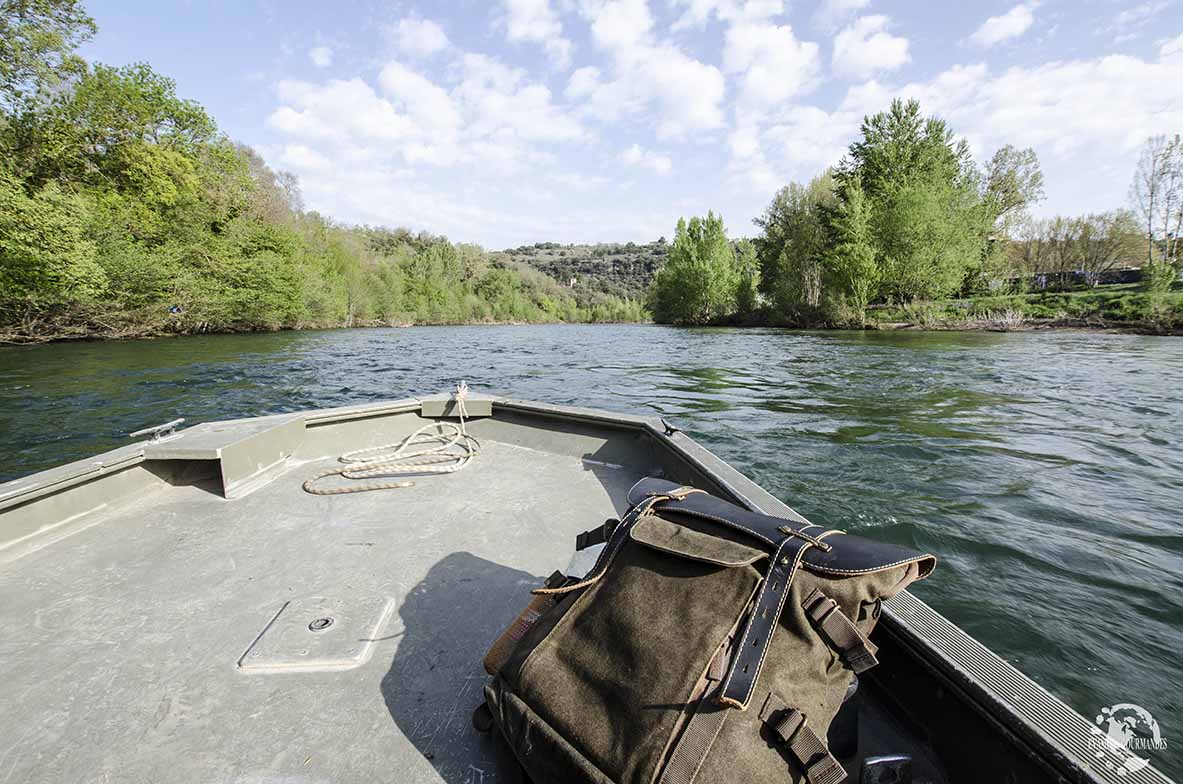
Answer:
[
  {"xmin": 863, "ymin": 285, "xmax": 1183, "ymax": 336},
  {"xmin": 0, "ymin": 309, "xmax": 648, "ymax": 345}
]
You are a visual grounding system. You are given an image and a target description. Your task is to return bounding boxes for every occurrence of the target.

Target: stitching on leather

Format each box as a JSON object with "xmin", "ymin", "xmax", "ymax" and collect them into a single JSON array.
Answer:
[
  {"xmin": 736, "ymin": 541, "xmax": 810, "ymax": 707},
  {"xmin": 719, "ymin": 537, "xmax": 810, "ymax": 707},
  {"xmin": 655, "ymin": 505, "xmax": 776, "ymax": 547},
  {"xmin": 807, "ymin": 555, "xmax": 935, "ymax": 575}
]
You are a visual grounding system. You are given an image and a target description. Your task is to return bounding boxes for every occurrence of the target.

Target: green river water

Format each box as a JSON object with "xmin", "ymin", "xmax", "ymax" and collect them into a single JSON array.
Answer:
[{"xmin": 1, "ymin": 324, "xmax": 1180, "ymax": 776}]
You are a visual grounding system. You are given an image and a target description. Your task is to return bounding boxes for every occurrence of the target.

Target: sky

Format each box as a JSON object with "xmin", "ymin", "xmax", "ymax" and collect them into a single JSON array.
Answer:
[{"xmin": 78, "ymin": 0, "xmax": 1183, "ymax": 249}]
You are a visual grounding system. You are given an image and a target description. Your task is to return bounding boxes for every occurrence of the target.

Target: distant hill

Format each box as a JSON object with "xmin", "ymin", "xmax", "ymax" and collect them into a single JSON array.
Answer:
[{"xmin": 497, "ymin": 240, "xmax": 668, "ymax": 305}]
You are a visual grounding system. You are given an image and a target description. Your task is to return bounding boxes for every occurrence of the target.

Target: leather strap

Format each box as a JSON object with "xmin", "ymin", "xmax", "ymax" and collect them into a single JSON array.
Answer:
[
  {"xmin": 718, "ymin": 536, "xmax": 812, "ymax": 709},
  {"xmin": 759, "ymin": 693, "xmax": 846, "ymax": 784},
  {"xmin": 532, "ymin": 492, "xmax": 683, "ymax": 597},
  {"xmin": 803, "ymin": 588, "xmax": 879, "ymax": 674}
]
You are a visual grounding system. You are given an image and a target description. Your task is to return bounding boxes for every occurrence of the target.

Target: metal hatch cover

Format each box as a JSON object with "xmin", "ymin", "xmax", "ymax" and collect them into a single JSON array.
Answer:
[{"xmin": 237, "ymin": 595, "xmax": 394, "ymax": 673}]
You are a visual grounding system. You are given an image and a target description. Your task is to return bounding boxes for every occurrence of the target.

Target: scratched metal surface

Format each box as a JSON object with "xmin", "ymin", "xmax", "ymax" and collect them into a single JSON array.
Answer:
[{"xmin": 0, "ymin": 436, "xmax": 638, "ymax": 784}]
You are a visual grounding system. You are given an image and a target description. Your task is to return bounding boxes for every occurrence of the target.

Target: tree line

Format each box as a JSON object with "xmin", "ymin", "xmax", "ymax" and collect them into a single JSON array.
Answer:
[
  {"xmin": 649, "ymin": 99, "xmax": 1181, "ymax": 327},
  {"xmin": 0, "ymin": 0, "xmax": 644, "ymax": 342}
]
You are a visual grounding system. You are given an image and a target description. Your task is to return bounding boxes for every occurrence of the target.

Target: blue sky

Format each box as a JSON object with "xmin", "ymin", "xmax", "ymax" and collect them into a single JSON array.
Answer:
[{"xmin": 79, "ymin": 0, "xmax": 1183, "ymax": 248}]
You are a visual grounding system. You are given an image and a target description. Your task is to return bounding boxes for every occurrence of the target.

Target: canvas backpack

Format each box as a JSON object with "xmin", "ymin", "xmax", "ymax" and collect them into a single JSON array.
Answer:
[{"xmin": 481, "ymin": 477, "xmax": 937, "ymax": 784}]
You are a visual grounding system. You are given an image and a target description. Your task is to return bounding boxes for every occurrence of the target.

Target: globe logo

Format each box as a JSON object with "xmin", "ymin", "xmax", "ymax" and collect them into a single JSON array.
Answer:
[{"xmin": 1090, "ymin": 703, "xmax": 1168, "ymax": 776}]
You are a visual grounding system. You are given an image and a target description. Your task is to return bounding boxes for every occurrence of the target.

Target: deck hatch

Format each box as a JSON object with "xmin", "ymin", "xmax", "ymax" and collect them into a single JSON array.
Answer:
[{"xmin": 237, "ymin": 595, "xmax": 394, "ymax": 673}]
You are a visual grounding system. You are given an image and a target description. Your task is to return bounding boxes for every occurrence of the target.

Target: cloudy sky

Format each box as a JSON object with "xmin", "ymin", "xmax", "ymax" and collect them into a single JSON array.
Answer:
[{"xmin": 81, "ymin": 0, "xmax": 1183, "ymax": 248}]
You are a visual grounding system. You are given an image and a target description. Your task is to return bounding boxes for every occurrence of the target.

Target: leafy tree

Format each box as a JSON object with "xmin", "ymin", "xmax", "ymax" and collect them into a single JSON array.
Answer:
[
  {"xmin": 734, "ymin": 239, "xmax": 760, "ymax": 319},
  {"xmin": 983, "ymin": 145, "xmax": 1045, "ymax": 232},
  {"xmin": 648, "ymin": 212, "xmax": 737, "ymax": 325},
  {"xmin": 0, "ymin": 162, "xmax": 103, "ymax": 306},
  {"xmin": 824, "ymin": 176, "xmax": 877, "ymax": 322},
  {"xmin": 0, "ymin": 0, "xmax": 95, "ymax": 109},
  {"xmin": 753, "ymin": 172, "xmax": 835, "ymax": 322},
  {"xmin": 840, "ymin": 99, "xmax": 989, "ymax": 302},
  {"xmin": 840, "ymin": 99, "xmax": 974, "ymax": 201}
]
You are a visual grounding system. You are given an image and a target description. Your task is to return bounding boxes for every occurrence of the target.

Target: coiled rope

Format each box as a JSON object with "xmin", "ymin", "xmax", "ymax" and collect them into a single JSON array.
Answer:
[{"xmin": 303, "ymin": 382, "xmax": 481, "ymax": 495}]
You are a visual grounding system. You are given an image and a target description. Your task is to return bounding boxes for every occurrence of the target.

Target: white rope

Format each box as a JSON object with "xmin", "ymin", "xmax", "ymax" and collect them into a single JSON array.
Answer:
[{"xmin": 303, "ymin": 382, "xmax": 480, "ymax": 495}]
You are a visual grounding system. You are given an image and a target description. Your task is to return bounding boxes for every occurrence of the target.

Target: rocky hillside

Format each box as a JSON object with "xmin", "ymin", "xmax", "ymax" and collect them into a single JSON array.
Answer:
[{"xmin": 497, "ymin": 240, "xmax": 668, "ymax": 305}]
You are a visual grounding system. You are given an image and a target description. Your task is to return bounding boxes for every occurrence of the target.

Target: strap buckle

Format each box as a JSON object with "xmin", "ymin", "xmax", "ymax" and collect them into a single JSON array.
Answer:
[
  {"xmin": 803, "ymin": 588, "xmax": 879, "ymax": 674},
  {"xmin": 575, "ymin": 518, "xmax": 619, "ymax": 551},
  {"xmin": 759, "ymin": 695, "xmax": 847, "ymax": 784}
]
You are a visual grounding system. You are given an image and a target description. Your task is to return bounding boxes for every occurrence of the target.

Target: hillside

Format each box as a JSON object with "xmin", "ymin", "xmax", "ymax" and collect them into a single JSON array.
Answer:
[{"xmin": 499, "ymin": 240, "xmax": 668, "ymax": 305}]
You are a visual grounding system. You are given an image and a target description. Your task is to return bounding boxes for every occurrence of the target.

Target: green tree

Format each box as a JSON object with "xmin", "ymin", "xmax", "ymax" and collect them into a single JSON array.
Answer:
[
  {"xmin": 824, "ymin": 176, "xmax": 877, "ymax": 323},
  {"xmin": 840, "ymin": 99, "xmax": 989, "ymax": 302},
  {"xmin": 753, "ymin": 172, "xmax": 835, "ymax": 322},
  {"xmin": 0, "ymin": 162, "xmax": 103, "ymax": 307},
  {"xmin": 0, "ymin": 0, "xmax": 95, "ymax": 109},
  {"xmin": 983, "ymin": 145, "xmax": 1045, "ymax": 232},
  {"xmin": 648, "ymin": 212, "xmax": 737, "ymax": 325},
  {"xmin": 734, "ymin": 239, "xmax": 760, "ymax": 319}
]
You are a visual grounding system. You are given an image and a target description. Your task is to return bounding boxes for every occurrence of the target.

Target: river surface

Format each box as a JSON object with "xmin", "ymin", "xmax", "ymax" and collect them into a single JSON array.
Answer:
[{"xmin": 2, "ymin": 325, "xmax": 1180, "ymax": 776}]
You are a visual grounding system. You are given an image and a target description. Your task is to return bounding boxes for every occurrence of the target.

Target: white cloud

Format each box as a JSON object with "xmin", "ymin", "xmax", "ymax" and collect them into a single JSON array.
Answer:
[
  {"xmin": 811, "ymin": 0, "xmax": 871, "ymax": 32},
  {"xmin": 1114, "ymin": 1, "xmax": 1169, "ymax": 29},
  {"xmin": 387, "ymin": 17, "xmax": 450, "ymax": 59},
  {"xmin": 309, "ymin": 46, "xmax": 332, "ymax": 68},
  {"xmin": 968, "ymin": 3, "xmax": 1037, "ymax": 48},
  {"xmin": 670, "ymin": 0, "xmax": 784, "ymax": 29},
  {"xmin": 832, "ymin": 15, "xmax": 909, "ymax": 78},
  {"xmin": 454, "ymin": 53, "xmax": 584, "ymax": 142},
  {"xmin": 269, "ymin": 49, "xmax": 583, "ymax": 179},
  {"xmin": 571, "ymin": 0, "xmax": 726, "ymax": 138},
  {"xmin": 622, "ymin": 144, "xmax": 672, "ymax": 174},
  {"xmin": 724, "ymin": 22, "xmax": 821, "ymax": 108},
  {"xmin": 1161, "ymin": 33, "xmax": 1183, "ymax": 58},
  {"xmin": 502, "ymin": 0, "xmax": 574, "ymax": 68},
  {"xmin": 268, "ymin": 79, "xmax": 411, "ymax": 144},
  {"xmin": 736, "ymin": 45, "xmax": 1183, "ymax": 210},
  {"xmin": 278, "ymin": 144, "xmax": 332, "ymax": 172}
]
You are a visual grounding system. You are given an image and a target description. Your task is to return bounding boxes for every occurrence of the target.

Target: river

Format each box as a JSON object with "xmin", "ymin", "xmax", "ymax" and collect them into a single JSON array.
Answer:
[{"xmin": 2, "ymin": 324, "xmax": 1180, "ymax": 776}]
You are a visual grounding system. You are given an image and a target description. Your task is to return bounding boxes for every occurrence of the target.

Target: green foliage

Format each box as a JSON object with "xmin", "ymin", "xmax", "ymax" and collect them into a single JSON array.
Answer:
[
  {"xmin": 824, "ymin": 176, "xmax": 877, "ymax": 323},
  {"xmin": 0, "ymin": 6, "xmax": 645, "ymax": 339},
  {"xmin": 648, "ymin": 212, "xmax": 738, "ymax": 325},
  {"xmin": 734, "ymin": 239, "xmax": 760, "ymax": 319},
  {"xmin": 983, "ymin": 144, "xmax": 1045, "ymax": 233},
  {"xmin": 752, "ymin": 172, "xmax": 835, "ymax": 323},
  {"xmin": 0, "ymin": 162, "xmax": 103, "ymax": 305},
  {"xmin": 0, "ymin": 0, "xmax": 95, "ymax": 109},
  {"xmin": 1144, "ymin": 259, "xmax": 1179, "ymax": 293}
]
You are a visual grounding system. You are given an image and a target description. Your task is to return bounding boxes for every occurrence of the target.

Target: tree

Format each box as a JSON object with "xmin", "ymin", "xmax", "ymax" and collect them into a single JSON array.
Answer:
[
  {"xmin": 840, "ymin": 98, "xmax": 974, "ymax": 201},
  {"xmin": 983, "ymin": 145, "xmax": 1045, "ymax": 233},
  {"xmin": 0, "ymin": 162, "xmax": 104, "ymax": 306},
  {"xmin": 753, "ymin": 171, "xmax": 835, "ymax": 322},
  {"xmin": 824, "ymin": 176, "xmax": 878, "ymax": 322},
  {"xmin": 648, "ymin": 212, "xmax": 737, "ymax": 325},
  {"xmin": 734, "ymin": 239, "xmax": 760, "ymax": 319},
  {"xmin": 1069, "ymin": 210, "xmax": 1142, "ymax": 286},
  {"xmin": 1130, "ymin": 134, "xmax": 1183, "ymax": 266},
  {"xmin": 0, "ymin": 0, "xmax": 95, "ymax": 110},
  {"xmin": 839, "ymin": 99, "xmax": 989, "ymax": 302}
]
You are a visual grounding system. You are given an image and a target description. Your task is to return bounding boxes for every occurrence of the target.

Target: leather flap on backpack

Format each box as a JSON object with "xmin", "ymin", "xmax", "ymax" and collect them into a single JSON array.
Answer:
[
  {"xmin": 630, "ymin": 515, "xmax": 765, "ymax": 567},
  {"xmin": 627, "ymin": 477, "xmax": 936, "ymax": 580}
]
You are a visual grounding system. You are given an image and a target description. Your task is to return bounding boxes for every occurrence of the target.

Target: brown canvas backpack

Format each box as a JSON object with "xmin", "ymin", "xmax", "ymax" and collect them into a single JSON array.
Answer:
[{"xmin": 482, "ymin": 477, "xmax": 936, "ymax": 784}]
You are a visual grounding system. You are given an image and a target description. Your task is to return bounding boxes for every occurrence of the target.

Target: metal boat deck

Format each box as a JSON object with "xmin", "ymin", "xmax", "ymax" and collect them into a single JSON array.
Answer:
[{"xmin": 0, "ymin": 396, "xmax": 1172, "ymax": 783}]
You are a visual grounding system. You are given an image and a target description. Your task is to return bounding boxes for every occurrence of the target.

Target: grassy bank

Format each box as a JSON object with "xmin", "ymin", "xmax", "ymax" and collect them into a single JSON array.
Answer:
[{"xmin": 865, "ymin": 284, "xmax": 1183, "ymax": 334}]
